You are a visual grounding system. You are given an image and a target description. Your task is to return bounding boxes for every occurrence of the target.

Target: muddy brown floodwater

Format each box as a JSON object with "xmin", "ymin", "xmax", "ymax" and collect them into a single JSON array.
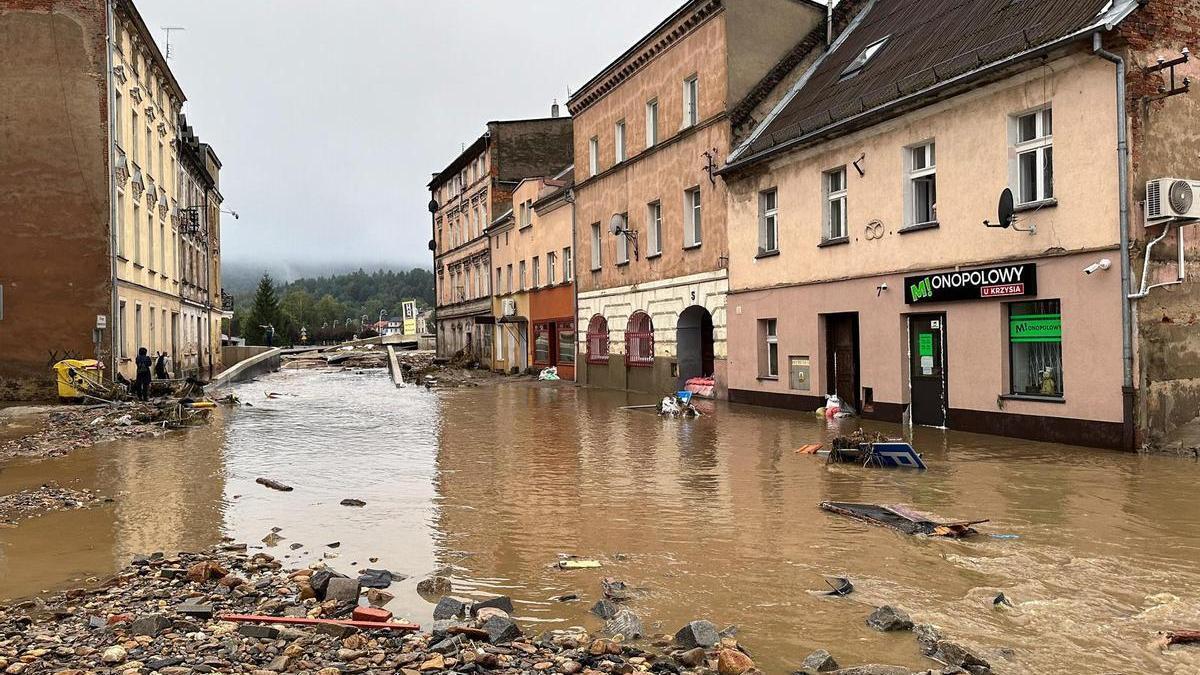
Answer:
[{"xmin": 2, "ymin": 368, "xmax": 1200, "ymax": 673}]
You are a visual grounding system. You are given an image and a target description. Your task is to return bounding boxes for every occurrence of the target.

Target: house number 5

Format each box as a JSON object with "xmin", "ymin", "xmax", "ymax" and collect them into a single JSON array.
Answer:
[{"xmin": 691, "ymin": 290, "xmax": 697, "ymax": 302}]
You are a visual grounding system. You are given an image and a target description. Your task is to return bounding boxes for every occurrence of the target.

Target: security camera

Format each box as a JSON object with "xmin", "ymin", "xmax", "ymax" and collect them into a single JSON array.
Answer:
[{"xmin": 1084, "ymin": 258, "xmax": 1112, "ymax": 275}]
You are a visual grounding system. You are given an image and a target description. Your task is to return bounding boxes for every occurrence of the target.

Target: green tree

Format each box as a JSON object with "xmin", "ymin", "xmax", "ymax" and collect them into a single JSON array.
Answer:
[{"xmin": 246, "ymin": 273, "xmax": 281, "ymax": 345}]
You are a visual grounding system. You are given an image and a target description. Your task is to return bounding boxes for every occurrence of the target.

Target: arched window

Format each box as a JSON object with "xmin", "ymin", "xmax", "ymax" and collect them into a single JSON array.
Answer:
[
  {"xmin": 586, "ymin": 315, "xmax": 609, "ymax": 364},
  {"xmin": 625, "ymin": 311, "xmax": 654, "ymax": 367}
]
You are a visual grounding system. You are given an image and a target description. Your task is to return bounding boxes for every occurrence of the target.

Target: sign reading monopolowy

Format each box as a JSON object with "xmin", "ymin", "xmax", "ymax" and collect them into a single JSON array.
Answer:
[{"xmin": 904, "ymin": 263, "xmax": 1037, "ymax": 305}]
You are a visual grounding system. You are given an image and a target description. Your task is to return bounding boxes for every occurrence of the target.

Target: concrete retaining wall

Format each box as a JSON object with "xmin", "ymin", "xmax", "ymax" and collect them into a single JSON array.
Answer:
[{"xmin": 208, "ymin": 348, "xmax": 283, "ymax": 389}]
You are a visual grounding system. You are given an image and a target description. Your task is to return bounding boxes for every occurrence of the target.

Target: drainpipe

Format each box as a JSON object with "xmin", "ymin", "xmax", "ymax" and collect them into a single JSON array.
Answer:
[
  {"xmin": 566, "ymin": 187, "xmax": 578, "ymax": 383},
  {"xmin": 105, "ymin": 1, "xmax": 119, "ymax": 380},
  {"xmin": 1093, "ymin": 31, "xmax": 1136, "ymax": 451},
  {"xmin": 826, "ymin": 0, "xmax": 834, "ymax": 47}
]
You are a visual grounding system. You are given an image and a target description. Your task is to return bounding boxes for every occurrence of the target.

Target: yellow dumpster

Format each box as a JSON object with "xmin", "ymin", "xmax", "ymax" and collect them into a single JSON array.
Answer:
[{"xmin": 54, "ymin": 359, "xmax": 104, "ymax": 400}]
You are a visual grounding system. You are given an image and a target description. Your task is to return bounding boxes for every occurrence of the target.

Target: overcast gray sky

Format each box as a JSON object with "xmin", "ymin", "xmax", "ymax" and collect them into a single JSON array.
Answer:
[{"xmin": 137, "ymin": 0, "xmax": 680, "ymax": 271}]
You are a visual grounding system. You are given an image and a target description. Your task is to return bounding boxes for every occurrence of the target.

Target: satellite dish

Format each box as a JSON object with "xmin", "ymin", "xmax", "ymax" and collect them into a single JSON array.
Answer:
[
  {"xmin": 997, "ymin": 188, "xmax": 1015, "ymax": 228},
  {"xmin": 609, "ymin": 213, "xmax": 627, "ymax": 236}
]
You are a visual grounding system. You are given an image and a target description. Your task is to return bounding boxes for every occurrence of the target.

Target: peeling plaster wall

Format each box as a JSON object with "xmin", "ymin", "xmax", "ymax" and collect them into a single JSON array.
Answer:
[{"xmin": 1116, "ymin": 0, "xmax": 1200, "ymax": 450}]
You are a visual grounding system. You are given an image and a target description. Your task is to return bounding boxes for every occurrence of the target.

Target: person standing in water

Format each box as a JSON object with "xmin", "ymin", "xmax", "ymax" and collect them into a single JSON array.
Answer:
[{"xmin": 134, "ymin": 347, "xmax": 153, "ymax": 401}]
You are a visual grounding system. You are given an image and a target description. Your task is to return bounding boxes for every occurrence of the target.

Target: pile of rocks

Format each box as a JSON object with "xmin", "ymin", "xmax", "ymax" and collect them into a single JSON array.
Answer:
[
  {"xmin": 0, "ymin": 546, "xmax": 989, "ymax": 675},
  {"xmin": 0, "ymin": 401, "xmax": 212, "ymax": 460},
  {"xmin": 0, "ymin": 483, "xmax": 107, "ymax": 525}
]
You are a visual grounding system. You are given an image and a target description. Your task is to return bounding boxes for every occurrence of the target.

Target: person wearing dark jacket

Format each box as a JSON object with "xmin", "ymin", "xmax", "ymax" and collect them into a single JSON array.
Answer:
[
  {"xmin": 134, "ymin": 347, "xmax": 153, "ymax": 401},
  {"xmin": 154, "ymin": 352, "xmax": 168, "ymax": 380}
]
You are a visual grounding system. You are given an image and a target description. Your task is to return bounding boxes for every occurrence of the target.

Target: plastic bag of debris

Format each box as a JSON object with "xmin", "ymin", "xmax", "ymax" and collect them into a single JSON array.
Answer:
[{"xmin": 539, "ymin": 367, "xmax": 560, "ymax": 381}]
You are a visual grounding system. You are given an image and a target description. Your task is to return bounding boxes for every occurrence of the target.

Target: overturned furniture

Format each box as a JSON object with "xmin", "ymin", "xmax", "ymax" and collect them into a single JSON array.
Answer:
[
  {"xmin": 820, "ymin": 502, "xmax": 987, "ymax": 538},
  {"xmin": 828, "ymin": 430, "xmax": 927, "ymax": 469}
]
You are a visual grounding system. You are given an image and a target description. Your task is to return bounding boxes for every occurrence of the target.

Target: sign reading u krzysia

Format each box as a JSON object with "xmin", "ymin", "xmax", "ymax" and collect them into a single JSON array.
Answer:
[{"xmin": 904, "ymin": 263, "xmax": 1037, "ymax": 304}]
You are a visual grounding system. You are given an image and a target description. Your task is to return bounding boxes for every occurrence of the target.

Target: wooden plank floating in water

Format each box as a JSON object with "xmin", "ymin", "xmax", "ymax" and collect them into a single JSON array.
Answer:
[
  {"xmin": 255, "ymin": 477, "xmax": 294, "ymax": 492},
  {"xmin": 819, "ymin": 501, "xmax": 987, "ymax": 538},
  {"xmin": 218, "ymin": 613, "xmax": 419, "ymax": 632}
]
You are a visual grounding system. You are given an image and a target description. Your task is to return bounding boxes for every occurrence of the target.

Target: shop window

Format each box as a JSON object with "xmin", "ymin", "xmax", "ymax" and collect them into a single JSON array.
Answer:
[
  {"xmin": 586, "ymin": 314, "xmax": 609, "ymax": 364},
  {"xmin": 625, "ymin": 311, "xmax": 654, "ymax": 367},
  {"xmin": 534, "ymin": 322, "xmax": 551, "ymax": 365},
  {"xmin": 1009, "ymin": 299, "xmax": 1063, "ymax": 397},
  {"xmin": 558, "ymin": 320, "xmax": 575, "ymax": 365},
  {"xmin": 758, "ymin": 319, "xmax": 778, "ymax": 378}
]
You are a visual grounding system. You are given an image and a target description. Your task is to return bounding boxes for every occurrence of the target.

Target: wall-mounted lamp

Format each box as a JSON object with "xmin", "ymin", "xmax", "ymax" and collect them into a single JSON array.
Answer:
[{"xmin": 609, "ymin": 213, "xmax": 639, "ymax": 260}]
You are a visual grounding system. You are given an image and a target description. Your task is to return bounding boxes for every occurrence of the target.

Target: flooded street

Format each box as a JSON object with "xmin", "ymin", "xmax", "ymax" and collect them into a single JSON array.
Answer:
[{"xmin": 3, "ymin": 368, "xmax": 1200, "ymax": 673}]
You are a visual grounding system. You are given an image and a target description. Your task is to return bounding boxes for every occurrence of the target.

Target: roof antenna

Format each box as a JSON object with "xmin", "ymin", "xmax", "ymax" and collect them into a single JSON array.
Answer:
[{"xmin": 161, "ymin": 26, "xmax": 185, "ymax": 59}]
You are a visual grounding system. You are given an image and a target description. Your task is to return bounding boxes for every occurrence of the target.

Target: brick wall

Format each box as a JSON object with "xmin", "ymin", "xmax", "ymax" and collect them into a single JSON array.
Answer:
[{"xmin": 0, "ymin": 1, "xmax": 112, "ymax": 400}]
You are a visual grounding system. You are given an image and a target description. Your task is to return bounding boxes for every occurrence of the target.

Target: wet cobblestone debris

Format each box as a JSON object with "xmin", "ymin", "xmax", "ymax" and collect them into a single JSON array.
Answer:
[
  {"xmin": 0, "ymin": 483, "xmax": 106, "ymax": 526},
  {"xmin": 0, "ymin": 401, "xmax": 212, "ymax": 460},
  {"xmin": 0, "ymin": 545, "xmax": 800, "ymax": 675}
]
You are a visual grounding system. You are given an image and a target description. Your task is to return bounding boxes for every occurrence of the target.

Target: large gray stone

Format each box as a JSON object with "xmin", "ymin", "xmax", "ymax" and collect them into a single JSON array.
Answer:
[
  {"xmin": 865, "ymin": 605, "xmax": 913, "ymax": 632},
  {"xmin": 433, "ymin": 596, "xmax": 467, "ymax": 620},
  {"xmin": 482, "ymin": 615, "xmax": 522, "ymax": 644},
  {"xmin": 131, "ymin": 614, "xmax": 172, "ymax": 636},
  {"xmin": 675, "ymin": 620, "xmax": 720, "ymax": 649},
  {"xmin": 472, "ymin": 595, "xmax": 515, "ymax": 616},
  {"xmin": 237, "ymin": 624, "xmax": 280, "ymax": 640},
  {"xmin": 590, "ymin": 599, "xmax": 619, "ymax": 620},
  {"xmin": 935, "ymin": 640, "xmax": 991, "ymax": 674},
  {"xmin": 176, "ymin": 602, "xmax": 214, "ymax": 619},
  {"xmin": 827, "ymin": 667, "xmax": 911, "ymax": 675},
  {"xmin": 603, "ymin": 608, "xmax": 644, "ymax": 639},
  {"xmin": 913, "ymin": 623, "xmax": 942, "ymax": 656},
  {"xmin": 800, "ymin": 649, "xmax": 839, "ymax": 672},
  {"xmin": 325, "ymin": 577, "xmax": 362, "ymax": 604}
]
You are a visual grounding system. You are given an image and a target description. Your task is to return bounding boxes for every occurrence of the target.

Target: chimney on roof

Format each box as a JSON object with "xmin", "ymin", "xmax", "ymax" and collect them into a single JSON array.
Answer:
[{"xmin": 551, "ymin": 99, "xmax": 560, "ymax": 118}]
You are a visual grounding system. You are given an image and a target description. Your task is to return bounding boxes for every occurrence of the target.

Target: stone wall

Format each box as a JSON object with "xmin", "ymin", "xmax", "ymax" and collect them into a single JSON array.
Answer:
[{"xmin": 1116, "ymin": 0, "xmax": 1200, "ymax": 449}]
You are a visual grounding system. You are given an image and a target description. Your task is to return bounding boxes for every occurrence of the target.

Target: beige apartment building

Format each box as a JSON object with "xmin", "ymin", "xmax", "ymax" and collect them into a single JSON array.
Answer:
[
  {"xmin": 568, "ymin": 0, "xmax": 828, "ymax": 398},
  {"xmin": 719, "ymin": 0, "xmax": 1200, "ymax": 450},
  {"xmin": 429, "ymin": 117, "xmax": 573, "ymax": 361},
  {"xmin": 177, "ymin": 115, "xmax": 228, "ymax": 379},
  {"xmin": 110, "ymin": 0, "xmax": 186, "ymax": 382},
  {"xmin": 487, "ymin": 169, "xmax": 576, "ymax": 379}
]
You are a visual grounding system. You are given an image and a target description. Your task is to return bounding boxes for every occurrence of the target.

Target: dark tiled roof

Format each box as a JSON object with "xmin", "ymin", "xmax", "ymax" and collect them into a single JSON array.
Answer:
[{"xmin": 734, "ymin": 0, "xmax": 1135, "ymax": 163}]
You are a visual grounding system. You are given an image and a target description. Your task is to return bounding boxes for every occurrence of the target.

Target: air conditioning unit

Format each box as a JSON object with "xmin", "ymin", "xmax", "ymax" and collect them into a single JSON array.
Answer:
[
  {"xmin": 502, "ymin": 299, "xmax": 517, "ymax": 317},
  {"xmin": 1146, "ymin": 178, "xmax": 1200, "ymax": 221}
]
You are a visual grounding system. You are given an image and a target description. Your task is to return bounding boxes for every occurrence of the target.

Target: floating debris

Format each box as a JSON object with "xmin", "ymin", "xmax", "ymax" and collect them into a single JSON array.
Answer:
[{"xmin": 819, "ymin": 502, "xmax": 988, "ymax": 538}]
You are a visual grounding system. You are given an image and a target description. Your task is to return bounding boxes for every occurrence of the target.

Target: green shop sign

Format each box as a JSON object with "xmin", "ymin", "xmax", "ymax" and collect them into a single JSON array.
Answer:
[{"xmin": 1010, "ymin": 314, "xmax": 1061, "ymax": 342}]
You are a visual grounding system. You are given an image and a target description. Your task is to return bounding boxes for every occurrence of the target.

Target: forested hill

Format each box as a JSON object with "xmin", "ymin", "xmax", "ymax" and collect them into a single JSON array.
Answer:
[{"xmin": 230, "ymin": 267, "xmax": 435, "ymax": 342}]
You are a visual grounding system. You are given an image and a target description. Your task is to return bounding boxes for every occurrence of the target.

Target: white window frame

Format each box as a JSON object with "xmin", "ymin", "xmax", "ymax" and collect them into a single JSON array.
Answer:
[
  {"xmin": 905, "ymin": 141, "xmax": 937, "ymax": 227},
  {"xmin": 763, "ymin": 318, "xmax": 779, "ymax": 378},
  {"xmin": 114, "ymin": 91, "xmax": 123, "ymax": 146},
  {"xmin": 1012, "ymin": 107, "xmax": 1054, "ymax": 205},
  {"xmin": 614, "ymin": 119, "xmax": 626, "ymax": 163},
  {"xmin": 682, "ymin": 75, "xmax": 699, "ymax": 128},
  {"xmin": 823, "ymin": 167, "xmax": 848, "ymax": 241},
  {"xmin": 589, "ymin": 136, "xmax": 599, "ymax": 176},
  {"xmin": 590, "ymin": 223, "xmax": 602, "ymax": 270},
  {"xmin": 616, "ymin": 213, "xmax": 630, "ymax": 265},
  {"xmin": 647, "ymin": 201, "xmax": 663, "ymax": 256},
  {"xmin": 645, "ymin": 99, "xmax": 659, "ymax": 147},
  {"xmin": 116, "ymin": 190, "xmax": 126, "ymax": 258},
  {"xmin": 759, "ymin": 188, "xmax": 779, "ymax": 254},
  {"xmin": 532, "ymin": 256, "xmax": 540, "ymax": 287},
  {"xmin": 519, "ymin": 260, "xmax": 526, "ymax": 290},
  {"xmin": 684, "ymin": 187, "xmax": 702, "ymax": 247},
  {"xmin": 563, "ymin": 246, "xmax": 573, "ymax": 282},
  {"xmin": 547, "ymin": 251, "xmax": 556, "ymax": 284},
  {"xmin": 132, "ymin": 202, "xmax": 141, "ymax": 264}
]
